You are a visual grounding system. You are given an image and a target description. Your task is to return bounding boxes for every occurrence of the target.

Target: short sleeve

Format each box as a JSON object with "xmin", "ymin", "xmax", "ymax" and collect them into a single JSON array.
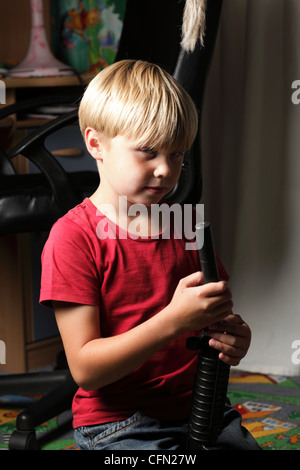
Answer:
[{"xmin": 40, "ymin": 216, "xmax": 100, "ymax": 308}]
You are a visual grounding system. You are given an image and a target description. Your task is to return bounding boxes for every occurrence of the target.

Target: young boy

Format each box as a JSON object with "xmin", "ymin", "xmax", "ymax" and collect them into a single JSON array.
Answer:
[{"xmin": 40, "ymin": 60, "xmax": 259, "ymax": 450}]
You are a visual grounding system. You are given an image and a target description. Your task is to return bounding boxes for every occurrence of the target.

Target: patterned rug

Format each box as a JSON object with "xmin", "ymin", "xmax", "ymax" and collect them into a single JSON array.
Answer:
[
  {"xmin": 228, "ymin": 371, "xmax": 300, "ymax": 450},
  {"xmin": 1, "ymin": 371, "xmax": 300, "ymax": 450}
]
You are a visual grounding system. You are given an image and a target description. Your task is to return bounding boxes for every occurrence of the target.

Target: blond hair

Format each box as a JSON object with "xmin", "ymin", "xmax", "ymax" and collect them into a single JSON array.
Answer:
[{"xmin": 79, "ymin": 60, "xmax": 198, "ymax": 153}]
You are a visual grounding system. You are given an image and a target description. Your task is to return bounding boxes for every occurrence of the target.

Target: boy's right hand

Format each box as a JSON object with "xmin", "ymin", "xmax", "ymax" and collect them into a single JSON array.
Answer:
[{"xmin": 168, "ymin": 271, "xmax": 233, "ymax": 334}]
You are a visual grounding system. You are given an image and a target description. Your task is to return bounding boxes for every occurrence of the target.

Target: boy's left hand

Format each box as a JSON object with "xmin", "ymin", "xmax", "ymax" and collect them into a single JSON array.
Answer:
[{"xmin": 206, "ymin": 314, "xmax": 251, "ymax": 366}]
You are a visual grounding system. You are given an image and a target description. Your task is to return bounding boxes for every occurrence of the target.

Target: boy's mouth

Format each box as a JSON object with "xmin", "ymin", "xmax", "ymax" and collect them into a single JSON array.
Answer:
[{"xmin": 144, "ymin": 186, "xmax": 165, "ymax": 195}]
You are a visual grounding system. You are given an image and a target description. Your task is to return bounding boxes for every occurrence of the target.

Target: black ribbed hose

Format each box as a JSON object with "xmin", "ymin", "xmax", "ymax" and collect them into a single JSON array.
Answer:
[{"xmin": 186, "ymin": 222, "xmax": 230, "ymax": 450}]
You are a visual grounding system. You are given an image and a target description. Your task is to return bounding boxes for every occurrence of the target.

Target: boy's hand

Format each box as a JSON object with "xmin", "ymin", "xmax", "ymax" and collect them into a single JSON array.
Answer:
[
  {"xmin": 168, "ymin": 272, "xmax": 233, "ymax": 334},
  {"xmin": 206, "ymin": 314, "xmax": 251, "ymax": 366}
]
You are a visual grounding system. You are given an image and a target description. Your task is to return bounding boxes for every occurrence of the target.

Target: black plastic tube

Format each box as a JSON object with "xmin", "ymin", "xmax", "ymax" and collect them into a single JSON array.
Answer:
[{"xmin": 187, "ymin": 222, "xmax": 230, "ymax": 450}]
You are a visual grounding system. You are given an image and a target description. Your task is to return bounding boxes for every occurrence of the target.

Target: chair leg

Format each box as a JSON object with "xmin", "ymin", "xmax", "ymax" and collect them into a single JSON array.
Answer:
[
  {"xmin": 8, "ymin": 374, "xmax": 77, "ymax": 450},
  {"xmin": 9, "ymin": 429, "xmax": 40, "ymax": 450}
]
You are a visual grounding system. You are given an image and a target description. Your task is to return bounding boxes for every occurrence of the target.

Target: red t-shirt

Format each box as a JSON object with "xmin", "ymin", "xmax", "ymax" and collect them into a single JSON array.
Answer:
[{"xmin": 40, "ymin": 198, "xmax": 228, "ymax": 427}]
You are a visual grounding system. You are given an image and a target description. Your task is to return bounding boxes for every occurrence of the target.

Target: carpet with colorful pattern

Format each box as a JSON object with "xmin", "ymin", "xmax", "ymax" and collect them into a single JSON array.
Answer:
[
  {"xmin": 228, "ymin": 371, "xmax": 300, "ymax": 450},
  {"xmin": 1, "ymin": 371, "xmax": 300, "ymax": 450}
]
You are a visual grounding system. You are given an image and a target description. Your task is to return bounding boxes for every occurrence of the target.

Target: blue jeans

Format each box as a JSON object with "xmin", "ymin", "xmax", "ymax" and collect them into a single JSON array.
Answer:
[{"xmin": 74, "ymin": 400, "xmax": 261, "ymax": 451}]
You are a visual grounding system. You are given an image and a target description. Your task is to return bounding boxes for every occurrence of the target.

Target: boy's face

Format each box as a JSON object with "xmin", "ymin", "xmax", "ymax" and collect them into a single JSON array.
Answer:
[{"xmin": 96, "ymin": 134, "xmax": 184, "ymax": 207}]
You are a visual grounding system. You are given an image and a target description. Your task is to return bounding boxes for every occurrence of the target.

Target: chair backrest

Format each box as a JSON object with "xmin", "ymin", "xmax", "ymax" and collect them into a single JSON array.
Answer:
[
  {"xmin": 0, "ymin": 97, "xmax": 96, "ymax": 234},
  {"xmin": 0, "ymin": 0, "xmax": 223, "ymax": 235},
  {"xmin": 116, "ymin": 0, "xmax": 185, "ymax": 73},
  {"xmin": 116, "ymin": 0, "xmax": 223, "ymax": 204}
]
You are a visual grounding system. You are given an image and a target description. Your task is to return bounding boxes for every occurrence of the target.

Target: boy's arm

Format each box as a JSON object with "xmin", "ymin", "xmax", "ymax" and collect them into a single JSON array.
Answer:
[
  {"xmin": 54, "ymin": 271, "xmax": 232, "ymax": 391},
  {"xmin": 54, "ymin": 301, "xmax": 179, "ymax": 391}
]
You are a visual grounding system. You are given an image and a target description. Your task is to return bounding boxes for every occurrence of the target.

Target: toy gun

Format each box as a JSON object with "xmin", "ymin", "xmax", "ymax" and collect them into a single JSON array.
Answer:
[{"xmin": 186, "ymin": 222, "xmax": 230, "ymax": 450}]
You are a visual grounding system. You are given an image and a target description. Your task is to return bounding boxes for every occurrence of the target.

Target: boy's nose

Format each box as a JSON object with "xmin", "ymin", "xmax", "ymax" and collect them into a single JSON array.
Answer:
[{"xmin": 153, "ymin": 157, "xmax": 171, "ymax": 178}]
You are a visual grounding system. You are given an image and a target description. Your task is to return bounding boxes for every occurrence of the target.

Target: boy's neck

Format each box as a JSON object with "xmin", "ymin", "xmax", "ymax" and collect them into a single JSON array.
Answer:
[{"xmin": 89, "ymin": 190, "xmax": 163, "ymax": 237}]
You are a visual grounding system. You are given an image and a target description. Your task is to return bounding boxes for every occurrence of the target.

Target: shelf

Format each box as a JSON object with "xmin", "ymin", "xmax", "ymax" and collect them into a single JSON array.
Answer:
[{"xmin": 3, "ymin": 74, "xmax": 93, "ymax": 89}]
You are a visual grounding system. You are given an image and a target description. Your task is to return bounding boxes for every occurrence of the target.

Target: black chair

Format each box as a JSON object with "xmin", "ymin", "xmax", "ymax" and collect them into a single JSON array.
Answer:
[
  {"xmin": 0, "ymin": 0, "xmax": 223, "ymax": 450},
  {"xmin": 0, "ymin": 95, "xmax": 99, "ymax": 235}
]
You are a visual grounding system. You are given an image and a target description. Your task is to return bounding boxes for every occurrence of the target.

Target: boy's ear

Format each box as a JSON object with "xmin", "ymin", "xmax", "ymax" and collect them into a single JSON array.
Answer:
[{"xmin": 85, "ymin": 128, "xmax": 103, "ymax": 161}]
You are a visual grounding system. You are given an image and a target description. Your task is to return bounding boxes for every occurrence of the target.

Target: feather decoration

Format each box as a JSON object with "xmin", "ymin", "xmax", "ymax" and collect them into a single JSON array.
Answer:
[{"xmin": 181, "ymin": 0, "xmax": 207, "ymax": 52}]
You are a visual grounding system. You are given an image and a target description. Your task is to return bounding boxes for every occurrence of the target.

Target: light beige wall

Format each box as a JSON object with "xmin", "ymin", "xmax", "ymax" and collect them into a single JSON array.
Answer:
[{"xmin": 202, "ymin": 0, "xmax": 300, "ymax": 375}]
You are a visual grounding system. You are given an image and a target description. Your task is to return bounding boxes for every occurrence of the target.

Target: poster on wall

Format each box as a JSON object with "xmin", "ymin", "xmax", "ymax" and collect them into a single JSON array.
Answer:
[{"xmin": 51, "ymin": 0, "xmax": 126, "ymax": 74}]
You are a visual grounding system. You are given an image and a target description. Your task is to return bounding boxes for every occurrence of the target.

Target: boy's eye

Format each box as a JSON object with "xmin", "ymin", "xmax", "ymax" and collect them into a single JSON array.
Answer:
[
  {"xmin": 170, "ymin": 151, "xmax": 184, "ymax": 159},
  {"xmin": 140, "ymin": 147, "xmax": 155, "ymax": 154},
  {"xmin": 137, "ymin": 148, "xmax": 184, "ymax": 159},
  {"xmin": 139, "ymin": 148, "xmax": 157, "ymax": 157}
]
